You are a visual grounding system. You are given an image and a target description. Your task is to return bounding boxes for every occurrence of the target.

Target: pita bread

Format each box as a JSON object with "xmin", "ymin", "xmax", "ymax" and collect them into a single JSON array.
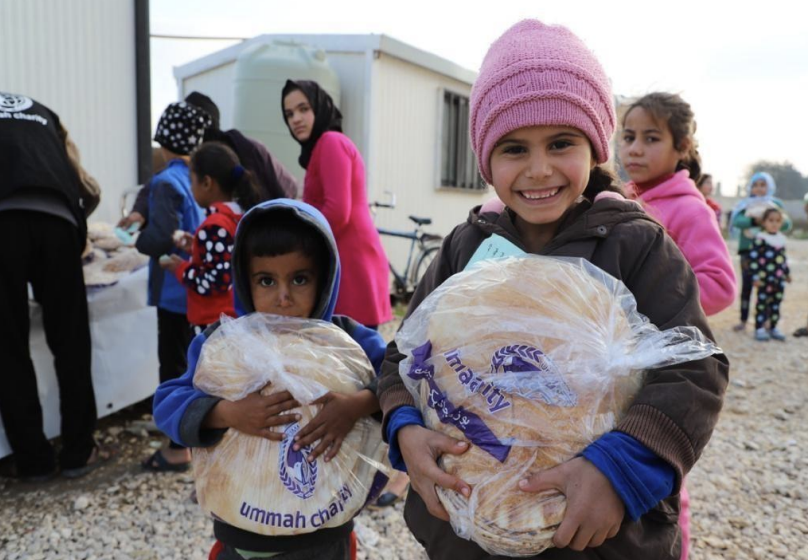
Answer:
[
  {"xmin": 192, "ymin": 314, "xmax": 389, "ymax": 536},
  {"xmin": 102, "ymin": 248, "xmax": 148, "ymax": 273},
  {"xmin": 397, "ymin": 256, "xmax": 644, "ymax": 556}
]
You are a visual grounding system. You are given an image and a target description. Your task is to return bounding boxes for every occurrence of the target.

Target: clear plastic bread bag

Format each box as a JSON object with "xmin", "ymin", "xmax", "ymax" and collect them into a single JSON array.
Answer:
[
  {"xmin": 396, "ymin": 255, "xmax": 721, "ymax": 557},
  {"xmin": 192, "ymin": 313, "xmax": 390, "ymax": 536}
]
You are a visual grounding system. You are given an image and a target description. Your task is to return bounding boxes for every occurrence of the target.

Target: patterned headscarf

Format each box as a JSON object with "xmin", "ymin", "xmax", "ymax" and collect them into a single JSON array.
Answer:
[
  {"xmin": 154, "ymin": 101, "xmax": 212, "ymax": 155},
  {"xmin": 281, "ymin": 80, "xmax": 343, "ymax": 169}
]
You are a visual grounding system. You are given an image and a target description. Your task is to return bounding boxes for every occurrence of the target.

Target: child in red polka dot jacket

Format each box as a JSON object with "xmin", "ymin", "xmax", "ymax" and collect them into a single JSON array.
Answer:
[{"xmin": 161, "ymin": 142, "xmax": 261, "ymax": 332}]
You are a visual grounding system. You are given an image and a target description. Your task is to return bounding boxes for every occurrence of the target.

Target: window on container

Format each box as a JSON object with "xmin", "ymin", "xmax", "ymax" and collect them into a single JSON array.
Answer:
[{"xmin": 441, "ymin": 91, "xmax": 485, "ymax": 190}]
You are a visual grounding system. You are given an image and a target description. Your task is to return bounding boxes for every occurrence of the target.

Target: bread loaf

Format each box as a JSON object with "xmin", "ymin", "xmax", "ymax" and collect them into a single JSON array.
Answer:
[
  {"xmin": 397, "ymin": 256, "xmax": 644, "ymax": 556},
  {"xmin": 192, "ymin": 314, "xmax": 389, "ymax": 536}
]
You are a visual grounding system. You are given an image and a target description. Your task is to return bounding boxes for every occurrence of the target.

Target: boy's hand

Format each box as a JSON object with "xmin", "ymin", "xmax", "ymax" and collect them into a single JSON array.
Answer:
[
  {"xmin": 398, "ymin": 425, "xmax": 471, "ymax": 522},
  {"xmin": 159, "ymin": 254, "xmax": 184, "ymax": 273},
  {"xmin": 753, "ymin": 279, "xmax": 761, "ymax": 288},
  {"xmin": 207, "ymin": 391, "xmax": 301, "ymax": 441},
  {"xmin": 519, "ymin": 457, "xmax": 624, "ymax": 551},
  {"xmin": 786, "ymin": 276, "xmax": 792, "ymax": 283},
  {"xmin": 293, "ymin": 392, "xmax": 358, "ymax": 462}
]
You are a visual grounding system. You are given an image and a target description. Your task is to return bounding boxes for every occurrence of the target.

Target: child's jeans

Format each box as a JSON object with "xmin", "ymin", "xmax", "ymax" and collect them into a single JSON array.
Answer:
[{"xmin": 679, "ymin": 483, "xmax": 690, "ymax": 560}]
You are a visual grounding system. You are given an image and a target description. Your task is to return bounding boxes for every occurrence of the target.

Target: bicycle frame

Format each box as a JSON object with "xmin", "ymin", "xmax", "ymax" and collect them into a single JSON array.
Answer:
[
  {"xmin": 376, "ymin": 226, "xmax": 421, "ymax": 293},
  {"xmin": 371, "ymin": 193, "xmax": 441, "ymax": 301}
]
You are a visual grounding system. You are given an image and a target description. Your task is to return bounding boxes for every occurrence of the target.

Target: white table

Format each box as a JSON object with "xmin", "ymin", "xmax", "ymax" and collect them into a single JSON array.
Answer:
[{"xmin": 0, "ymin": 266, "xmax": 160, "ymax": 459}]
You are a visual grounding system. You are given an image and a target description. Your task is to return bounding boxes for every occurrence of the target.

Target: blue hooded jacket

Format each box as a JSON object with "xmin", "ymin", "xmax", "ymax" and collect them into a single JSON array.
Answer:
[
  {"xmin": 152, "ymin": 199, "xmax": 386, "ymax": 552},
  {"xmin": 154, "ymin": 198, "xmax": 385, "ymax": 446},
  {"xmin": 135, "ymin": 159, "xmax": 204, "ymax": 313}
]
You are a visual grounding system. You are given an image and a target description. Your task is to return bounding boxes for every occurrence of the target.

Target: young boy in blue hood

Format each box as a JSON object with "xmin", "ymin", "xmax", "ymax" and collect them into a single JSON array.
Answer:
[{"xmin": 153, "ymin": 199, "xmax": 386, "ymax": 560}]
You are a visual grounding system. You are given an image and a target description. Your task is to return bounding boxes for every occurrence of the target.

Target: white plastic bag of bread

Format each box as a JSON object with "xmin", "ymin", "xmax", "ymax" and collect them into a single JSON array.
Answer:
[
  {"xmin": 192, "ymin": 313, "xmax": 390, "ymax": 536},
  {"xmin": 396, "ymin": 255, "xmax": 720, "ymax": 557}
]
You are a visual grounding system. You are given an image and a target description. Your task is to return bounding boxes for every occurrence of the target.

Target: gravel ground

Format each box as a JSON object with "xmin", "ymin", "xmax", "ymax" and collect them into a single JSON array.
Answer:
[{"xmin": 2, "ymin": 239, "xmax": 807, "ymax": 560}]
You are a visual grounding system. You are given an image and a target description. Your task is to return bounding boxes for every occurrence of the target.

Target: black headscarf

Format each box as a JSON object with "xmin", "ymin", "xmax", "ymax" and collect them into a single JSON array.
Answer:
[
  {"xmin": 282, "ymin": 79, "xmax": 343, "ymax": 169},
  {"xmin": 184, "ymin": 91, "xmax": 220, "ymax": 131}
]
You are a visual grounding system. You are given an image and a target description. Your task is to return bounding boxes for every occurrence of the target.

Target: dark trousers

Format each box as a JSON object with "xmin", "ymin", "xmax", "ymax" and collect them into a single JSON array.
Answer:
[
  {"xmin": 157, "ymin": 308, "xmax": 193, "ymax": 449},
  {"xmin": 739, "ymin": 251, "xmax": 755, "ymax": 323},
  {"xmin": 0, "ymin": 211, "xmax": 96, "ymax": 475}
]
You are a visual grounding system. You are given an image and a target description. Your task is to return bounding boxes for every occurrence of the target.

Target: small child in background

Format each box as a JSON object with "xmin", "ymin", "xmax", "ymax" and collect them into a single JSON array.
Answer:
[
  {"xmin": 154, "ymin": 199, "xmax": 387, "ymax": 560},
  {"xmin": 697, "ymin": 173, "xmax": 722, "ymax": 227},
  {"xmin": 160, "ymin": 142, "xmax": 260, "ymax": 334},
  {"xmin": 620, "ymin": 92, "xmax": 736, "ymax": 318},
  {"xmin": 136, "ymin": 101, "xmax": 211, "ymax": 473},
  {"xmin": 730, "ymin": 172, "xmax": 792, "ymax": 332},
  {"xmin": 750, "ymin": 208, "xmax": 792, "ymax": 341}
]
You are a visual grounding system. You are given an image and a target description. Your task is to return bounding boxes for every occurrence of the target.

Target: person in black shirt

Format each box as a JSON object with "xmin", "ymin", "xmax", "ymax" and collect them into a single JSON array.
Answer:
[{"xmin": 0, "ymin": 92, "xmax": 111, "ymax": 482}]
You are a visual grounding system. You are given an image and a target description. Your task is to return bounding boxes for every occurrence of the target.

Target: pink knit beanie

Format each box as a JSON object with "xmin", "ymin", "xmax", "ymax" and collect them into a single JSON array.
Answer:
[{"xmin": 470, "ymin": 20, "xmax": 616, "ymax": 184}]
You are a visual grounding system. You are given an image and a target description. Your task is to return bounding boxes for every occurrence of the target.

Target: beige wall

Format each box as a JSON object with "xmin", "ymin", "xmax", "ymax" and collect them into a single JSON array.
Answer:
[
  {"xmin": 368, "ymin": 54, "xmax": 490, "ymax": 273},
  {"xmin": 0, "ymin": 0, "xmax": 138, "ymax": 224}
]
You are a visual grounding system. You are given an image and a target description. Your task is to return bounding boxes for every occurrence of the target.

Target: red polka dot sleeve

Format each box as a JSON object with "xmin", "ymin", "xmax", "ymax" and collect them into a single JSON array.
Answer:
[{"xmin": 179, "ymin": 224, "xmax": 235, "ymax": 296}]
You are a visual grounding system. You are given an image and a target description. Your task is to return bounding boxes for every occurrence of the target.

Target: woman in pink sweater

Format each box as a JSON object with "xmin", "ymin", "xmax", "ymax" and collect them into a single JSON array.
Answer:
[
  {"xmin": 619, "ymin": 92, "xmax": 736, "ymax": 560},
  {"xmin": 282, "ymin": 80, "xmax": 392, "ymax": 327}
]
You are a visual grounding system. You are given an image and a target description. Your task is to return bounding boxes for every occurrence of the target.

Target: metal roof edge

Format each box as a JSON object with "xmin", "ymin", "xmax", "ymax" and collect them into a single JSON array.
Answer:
[
  {"xmin": 172, "ymin": 33, "xmax": 476, "ymax": 85},
  {"xmin": 377, "ymin": 35, "xmax": 476, "ymax": 85}
]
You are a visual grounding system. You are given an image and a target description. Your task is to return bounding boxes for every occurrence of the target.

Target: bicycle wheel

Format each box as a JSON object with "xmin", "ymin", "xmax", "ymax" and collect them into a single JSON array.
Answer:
[{"xmin": 410, "ymin": 243, "xmax": 441, "ymax": 291}]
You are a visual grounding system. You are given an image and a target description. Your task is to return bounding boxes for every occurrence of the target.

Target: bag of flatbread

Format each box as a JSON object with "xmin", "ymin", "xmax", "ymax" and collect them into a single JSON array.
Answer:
[
  {"xmin": 396, "ymin": 255, "xmax": 720, "ymax": 557},
  {"xmin": 192, "ymin": 313, "xmax": 390, "ymax": 536}
]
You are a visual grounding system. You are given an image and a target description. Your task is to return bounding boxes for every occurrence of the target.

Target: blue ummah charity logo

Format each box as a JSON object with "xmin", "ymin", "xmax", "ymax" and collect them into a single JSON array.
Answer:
[{"xmin": 279, "ymin": 422, "xmax": 318, "ymax": 499}]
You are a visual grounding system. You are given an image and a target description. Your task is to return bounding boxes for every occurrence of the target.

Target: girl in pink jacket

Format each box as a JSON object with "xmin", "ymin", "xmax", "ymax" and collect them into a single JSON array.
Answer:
[
  {"xmin": 619, "ymin": 92, "xmax": 736, "ymax": 317},
  {"xmin": 619, "ymin": 92, "xmax": 736, "ymax": 560},
  {"xmin": 282, "ymin": 79, "xmax": 392, "ymax": 328}
]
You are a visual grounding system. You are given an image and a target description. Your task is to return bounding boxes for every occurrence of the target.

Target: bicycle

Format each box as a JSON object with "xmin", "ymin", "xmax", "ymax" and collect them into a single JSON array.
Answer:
[{"xmin": 371, "ymin": 195, "xmax": 443, "ymax": 303}]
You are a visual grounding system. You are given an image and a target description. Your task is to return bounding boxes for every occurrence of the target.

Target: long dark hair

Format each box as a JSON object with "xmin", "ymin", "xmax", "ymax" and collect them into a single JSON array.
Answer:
[
  {"xmin": 190, "ymin": 142, "xmax": 260, "ymax": 210},
  {"xmin": 697, "ymin": 173, "xmax": 712, "ymax": 188},
  {"xmin": 622, "ymin": 92, "xmax": 702, "ymax": 183},
  {"xmin": 583, "ymin": 165, "xmax": 625, "ymax": 201}
]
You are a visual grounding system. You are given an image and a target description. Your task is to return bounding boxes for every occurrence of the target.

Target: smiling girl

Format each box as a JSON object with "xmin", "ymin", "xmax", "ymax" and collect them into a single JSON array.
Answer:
[{"xmin": 376, "ymin": 20, "xmax": 728, "ymax": 559}]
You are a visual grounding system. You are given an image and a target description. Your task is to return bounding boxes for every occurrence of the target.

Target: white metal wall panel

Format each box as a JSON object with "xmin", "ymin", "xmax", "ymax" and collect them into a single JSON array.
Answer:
[
  {"xmin": 369, "ymin": 54, "xmax": 490, "ymax": 272},
  {"xmin": 0, "ymin": 0, "xmax": 138, "ymax": 223},
  {"xmin": 180, "ymin": 63, "xmax": 238, "ymax": 130},
  {"xmin": 322, "ymin": 52, "xmax": 368, "ymax": 159}
]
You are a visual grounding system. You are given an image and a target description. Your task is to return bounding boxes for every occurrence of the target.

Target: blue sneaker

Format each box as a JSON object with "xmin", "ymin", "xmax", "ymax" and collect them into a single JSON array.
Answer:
[
  {"xmin": 769, "ymin": 328, "xmax": 786, "ymax": 341},
  {"xmin": 755, "ymin": 328, "xmax": 770, "ymax": 341}
]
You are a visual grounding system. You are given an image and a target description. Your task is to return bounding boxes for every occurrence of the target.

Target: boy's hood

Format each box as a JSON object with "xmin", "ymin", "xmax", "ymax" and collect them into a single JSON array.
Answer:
[
  {"xmin": 745, "ymin": 171, "xmax": 777, "ymax": 197},
  {"xmin": 231, "ymin": 199, "xmax": 340, "ymax": 320}
]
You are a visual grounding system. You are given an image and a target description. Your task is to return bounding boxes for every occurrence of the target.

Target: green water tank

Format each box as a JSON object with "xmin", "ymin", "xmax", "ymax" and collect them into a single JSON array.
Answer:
[{"xmin": 233, "ymin": 40, "xmax": 341, "ymax": 182}]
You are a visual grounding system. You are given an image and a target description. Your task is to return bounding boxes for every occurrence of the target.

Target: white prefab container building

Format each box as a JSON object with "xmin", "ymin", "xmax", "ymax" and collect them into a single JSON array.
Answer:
[
  {"xmin": 0, "ymin": 0, "xmax": 151, "ymax": 223},
  {"xmin": 174, "ymin": 34, "xmax": 492, "ymax": 271}
]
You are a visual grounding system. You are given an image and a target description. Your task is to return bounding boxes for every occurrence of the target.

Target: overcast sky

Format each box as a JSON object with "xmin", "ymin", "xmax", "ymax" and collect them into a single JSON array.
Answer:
[{"xmin": 151, "ymin": 0, "xmax": 808, "ymax": 196}]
